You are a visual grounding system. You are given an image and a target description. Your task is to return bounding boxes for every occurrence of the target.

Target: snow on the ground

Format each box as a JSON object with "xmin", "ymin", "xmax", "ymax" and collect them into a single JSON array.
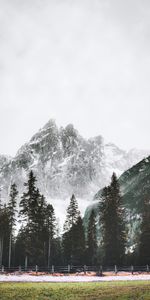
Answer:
[{"xmin": 0, "ymin": 274, "xmax": 150, "ymax": 282}]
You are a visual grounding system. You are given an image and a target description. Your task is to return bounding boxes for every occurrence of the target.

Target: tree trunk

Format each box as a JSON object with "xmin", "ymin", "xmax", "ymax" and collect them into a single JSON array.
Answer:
[
  {"xmin": 43, "ymin": 241, "xmax": 46, "ymax": 266},
  {"xmin": 25, "ymin": 255, "xmax": 28, "ymax": 271},
  {"xmin": 0, "ymin": 236, "xmax": 3, "ymax": 266},
  {"xmin": 48, "ymin": 236, "xmax": 51, "ymax": 269},
  {"xmin": 8, "ymin": 233, "xmax": 12, "ymax": 268}
]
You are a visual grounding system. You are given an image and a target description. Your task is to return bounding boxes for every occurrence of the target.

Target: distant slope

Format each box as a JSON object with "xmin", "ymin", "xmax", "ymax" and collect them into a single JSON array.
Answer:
[
  {"xmin": 84, "ymin": 155, "xmax": 150, "ymax": 249},
  {"xmin": 119, "ymin": 156, "xmax": 150, "ymax": 212}
]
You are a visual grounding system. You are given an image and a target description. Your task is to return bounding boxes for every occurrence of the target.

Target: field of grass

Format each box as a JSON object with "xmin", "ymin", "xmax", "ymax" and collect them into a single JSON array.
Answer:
[{"xmin": 0, "ymin": 281, "xmax": 150, "ymax": 300}]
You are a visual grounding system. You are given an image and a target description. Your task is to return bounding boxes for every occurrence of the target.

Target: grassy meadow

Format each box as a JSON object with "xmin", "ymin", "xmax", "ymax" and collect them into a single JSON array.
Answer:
[{"xmin": 0, "ymin": 281, "xmax": 150, "ymax": 300}]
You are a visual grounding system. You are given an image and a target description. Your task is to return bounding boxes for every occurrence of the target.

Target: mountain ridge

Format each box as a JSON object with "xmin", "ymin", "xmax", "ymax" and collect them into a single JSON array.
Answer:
[{"xmin": 0, "ymin": 119, "xmax": 149, "ymax": 203}]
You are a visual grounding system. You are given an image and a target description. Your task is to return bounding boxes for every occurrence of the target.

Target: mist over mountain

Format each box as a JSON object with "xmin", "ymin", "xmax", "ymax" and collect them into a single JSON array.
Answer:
[
  {"xmin": 0, "ymin": 119, "xmax": 149, "ymax": 204},
  {"xmin": 84, "ymin": 155, "xmax": 150, "ymax": 251}
]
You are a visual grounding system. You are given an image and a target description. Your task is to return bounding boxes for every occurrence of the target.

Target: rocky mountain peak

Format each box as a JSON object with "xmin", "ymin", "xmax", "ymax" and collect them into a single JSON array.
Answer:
[{"xmin": 0, "ymin": 120, "xmax": 149, "ymax": 202}]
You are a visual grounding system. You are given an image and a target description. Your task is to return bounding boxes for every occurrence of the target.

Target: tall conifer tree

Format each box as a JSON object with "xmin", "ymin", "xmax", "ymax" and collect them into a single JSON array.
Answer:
[
  {"xmin": 139, "ymin": 197, "xmax": 150, "ymax": 265},
  {"xmin": 19, "ymin": 171, "xmax": 44, "ymax": 265},
  {"xmin": 71, "ymin": 216, "xmax": 85, "ymax": 265},
  {"xmin": 8, "ymin": 183, "xmax": 18, "ymax": 268},
  {"xmin": 64, "ymin": 194, "xmax": 80, "ymax": 231},
  {"xmin": 0, "ymin": 204, "xmax": 10, "ymax": 266},
  {"xmin": 87, "ymin": 209, "xmax": 97, "ymax": 265},
  {"xmin": 63, "ymin": 194, "xmax": 83, "ymax": 264},
  {"xmin": 19, "ymin": 170, "xmax": 37, "ymax": 224},
  {"xmin": 45, "ymin": 204, "xmax": 56, "ymax": 268},
  {"xmin": 100, "ymin": 173, "xmax": 126, "ymax": 265}
]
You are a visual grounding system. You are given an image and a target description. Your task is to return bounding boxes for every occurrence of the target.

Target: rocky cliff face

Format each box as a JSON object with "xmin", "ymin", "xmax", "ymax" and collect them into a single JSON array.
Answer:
[{"xmin": 0, "ymin": 119, "xmax": 149, "ymax": 202}]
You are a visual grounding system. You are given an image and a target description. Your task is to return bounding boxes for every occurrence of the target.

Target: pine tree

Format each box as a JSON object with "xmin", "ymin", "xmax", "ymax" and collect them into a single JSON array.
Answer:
[
  {"xmin": 8, "ymin": 184, "xmax": 18, "ymax": 227},
  {"xmin": 29, "ymin": 192, "xmax": 48, "ymax": 266},
  {"xmin": 45, "ymin": 204, "xmax": 56, "ymax": 268},
  {"xmin": 87, "ymin": 209, "xmax": 97, "ymax": 265},
  {"xmin": 63, "ymin": 194, "xmax": 85, "ymax": 264},
  {"xmin": 19, "ymin": 171, "xmax": 58, "ymax": 266},
  {"xmin": 0, "ymin": 196, "xmax": 3, "ymax": 266},
  {"xmin": 0, "ymin": 204, "xmax": 10, "ymax": 266},
  {"xmin": 19, "ymin": 170, "xmax": 37, "ymax": 223},
  {"xmin": 8, "ymin": 183, "xmax": 18, "ymax": 268},
  {"xmin": 139, "ymin": 197, "xmax": 150, "ymax": 265},
  {"xmin": 15, "ymin": 225, "xmax": 29, "ymax": 267},
  {"xmin": 0, "ymin": 188, "xmax": 4, "ymax": 266},
  {"xmin": 64, "ymin": 194, "xmax": 80, "ymax": 231},
  {"xmin": 71, "ymin": 216, "xmax": 85, "ymax": 265},
  {"xmin": 100, "ymin": 173, "xmax": 126, "ymax": 265},
  {"xmin": 19, "ymin": 171, "xmax": 44, "ymax": 265}
]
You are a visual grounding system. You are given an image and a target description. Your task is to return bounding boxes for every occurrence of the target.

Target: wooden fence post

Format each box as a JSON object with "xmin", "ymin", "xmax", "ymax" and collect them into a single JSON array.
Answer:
[
  {"xmin": 19, "ymin": 265, "xmax": 21, "ymax": 273},
  {"xmin": 115, "ymin": 265, "xmax": 117, "ymax": 274},
  {"xmin": 100, "ymin": 265, "xmax": 103, "ymax": 276},
  {"xmin": 35, "ymin": 265, "xmax": 38, "ymax": 274},
  {"xmin": 25, "ymin": 256, "xmax": 28, "ymax": 271},
  {"xmin": 131, "ymin": 265, "xmax": 134, "ymax": 275},
  {"xmin": 146, "ymin": 265, "xmax": 149, "ymax": 273},
  {"xmin": 52, "ymin": 265, "xmax": 54, "ymax": 274},
  {"xmin": 68, "ymin": 265, "xmax": 70, "ymax": 274}
]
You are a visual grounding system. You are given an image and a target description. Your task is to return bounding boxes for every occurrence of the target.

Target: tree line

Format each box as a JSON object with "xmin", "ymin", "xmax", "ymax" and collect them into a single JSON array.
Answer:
[{"xmin": 0, "ymin": 171, "xmax": 149, "ymax": 268}]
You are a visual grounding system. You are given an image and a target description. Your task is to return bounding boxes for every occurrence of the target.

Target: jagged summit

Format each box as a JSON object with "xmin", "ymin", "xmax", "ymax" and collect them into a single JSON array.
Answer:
[{"xmin": 0, "ymin": 119, "xmax": 149, "ymax": 201}]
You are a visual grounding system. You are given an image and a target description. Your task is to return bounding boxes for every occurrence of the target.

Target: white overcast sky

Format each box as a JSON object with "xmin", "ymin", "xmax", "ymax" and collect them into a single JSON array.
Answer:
[{"xmin": 0, "ymin": 0, "xmax": 150, "ymax": 156}]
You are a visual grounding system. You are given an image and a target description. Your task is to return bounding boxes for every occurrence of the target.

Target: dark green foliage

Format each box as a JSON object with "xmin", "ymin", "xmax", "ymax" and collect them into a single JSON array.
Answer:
[
  {"xmin": 63, "ymin": 194, "xmax": 85, "ymax": 264},
  {"xmin": 0, "ymin": 171, "xmax": 60, "ymax": 267},
  {"xmin": 119, "ymin": 156, "xmax": 150, "ymax": 212},
  {"xmin": 64, "ymin": 194, "xmax": 80, "ymax": 232},
  {"xmin": 0, "ymin": 183, "xmax": 18, "ymax": 267},
  {"xmin": 19, "ymin": 170, "xmax": 38, "ymax": 223},
  {"xmin": 91, "ymin": 155, "xmax": 150, "ymax": 259},
  {"xmin": 71, "ymin": 216, "xmax": 85, "ymax": 265},
  {"xmin": 15, "ymin": 226, "xmax": 29, "ymax": 266},
  {"xmin": 139, "ymin": 197, "xmax": 150, "ymax": 265},
  {"xmin": 45, "ymin": 204, "xmax": 56, "ymax": 240},
  {"xmin": 86, "ymin": 209, "xmax": 97, "ymax": 265},
  {"xmin": 100, "ymin": 173, "xmax": 126, "ymax": 265},
  {"xmin": 19, "ymin": 172, "xmax": 45, "ymax": 265},
  {"xmin": 7, "ymin": 183, "xmax": 18, "ymax": 267},
  {"xmin": 18, "ymin": 171, "xmax": 57, "ymax": 266},
  {"xmin": 0, "ymin": 204, "xmax": 10, "ymax": 266},
  {"xmin": 45, "ymin": 204, "xmax": 56, "ymax": 268},
  {"xmin": 1, "ymin": 165, "xmax": 150, "ymax": 267},
  {"xmin": 8, "ymin": 184, "xmax": 18, "ymax": 230}
]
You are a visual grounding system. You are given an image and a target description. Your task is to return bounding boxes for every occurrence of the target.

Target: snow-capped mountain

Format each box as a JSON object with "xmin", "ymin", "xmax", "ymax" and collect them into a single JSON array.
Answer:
[
  {"xmin": 0, "ymin": 155, "xmax": 12, "ymax": 169},
  {"xmin": 0, "ymin": 119, "xmax": 149, "ymax": 202}
]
